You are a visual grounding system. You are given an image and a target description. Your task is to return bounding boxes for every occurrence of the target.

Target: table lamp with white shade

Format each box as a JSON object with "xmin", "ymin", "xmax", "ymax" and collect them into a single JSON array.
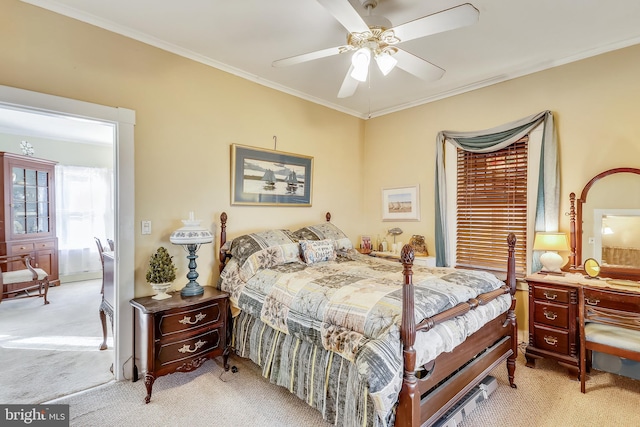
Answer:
[
  {"xmin": 533, "ymin": 232, "xmax": 569, "ymax": 273},
  {"xmin": 170, "ymin": 212, "xmax": 214, "ymax": 296}
]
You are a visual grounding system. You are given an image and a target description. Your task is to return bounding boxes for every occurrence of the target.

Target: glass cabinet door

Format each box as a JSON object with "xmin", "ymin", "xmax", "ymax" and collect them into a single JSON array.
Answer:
[{"xmin": 12, "ymin": 166, "xmax": 50, "ymax": 235}]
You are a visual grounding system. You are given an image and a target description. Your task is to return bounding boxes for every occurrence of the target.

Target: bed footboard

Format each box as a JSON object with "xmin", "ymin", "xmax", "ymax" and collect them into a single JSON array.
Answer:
[{"xmin": 396, "ymin": 233, "xmax": 518, "ymax": 427}]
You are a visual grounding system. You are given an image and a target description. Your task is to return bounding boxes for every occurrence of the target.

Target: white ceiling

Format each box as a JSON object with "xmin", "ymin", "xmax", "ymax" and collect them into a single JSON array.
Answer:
[{"xmin": 20, "ymin": 0, "xmax": 640, "ymax": 119}]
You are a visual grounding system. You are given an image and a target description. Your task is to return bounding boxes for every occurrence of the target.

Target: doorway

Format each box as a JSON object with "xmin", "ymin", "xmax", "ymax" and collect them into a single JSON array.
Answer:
[{"xmin": 0, "ymin": 85, "xmax": 135, "ymax": 383}]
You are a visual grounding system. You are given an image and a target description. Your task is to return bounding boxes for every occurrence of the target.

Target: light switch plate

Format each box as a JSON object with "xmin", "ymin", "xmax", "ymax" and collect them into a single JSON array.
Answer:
[{"xmin": 141, "ymin": 220, "xmax": 151, "ymax": 235}]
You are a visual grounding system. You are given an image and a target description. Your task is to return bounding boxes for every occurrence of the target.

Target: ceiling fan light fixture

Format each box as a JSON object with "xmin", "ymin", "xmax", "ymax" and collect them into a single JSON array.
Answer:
[
  {"xmin": 350, "ymin": 47, "xmax": 371, "ymax": 82},
  {"xmin": 375, "ymin": 52, "xmax": 397, "ymax": 76}
]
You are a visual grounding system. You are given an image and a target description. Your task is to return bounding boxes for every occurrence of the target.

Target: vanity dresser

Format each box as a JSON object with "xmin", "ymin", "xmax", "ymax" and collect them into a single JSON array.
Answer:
[{"xmin": 526, "ymin": 167, "xmax": 640, "ymax": 379}]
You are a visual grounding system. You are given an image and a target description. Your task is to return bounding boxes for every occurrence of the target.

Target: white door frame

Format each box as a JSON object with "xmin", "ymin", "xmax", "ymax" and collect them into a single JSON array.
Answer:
[{"xmin": 0, "ymin": 84, "xmax": 135, "ymax": 381}]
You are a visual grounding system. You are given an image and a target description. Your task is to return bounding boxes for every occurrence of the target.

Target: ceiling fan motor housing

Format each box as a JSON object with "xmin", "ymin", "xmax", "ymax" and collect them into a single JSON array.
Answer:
[{"xmin": 360, "ymin": 0, "xmax": 379, "ymax": 9}]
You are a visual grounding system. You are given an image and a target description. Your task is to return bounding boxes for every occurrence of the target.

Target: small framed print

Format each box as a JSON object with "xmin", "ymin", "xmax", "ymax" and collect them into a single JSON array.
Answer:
[
  {"xmin": 360, "ymin": 235, "xmax": 372, "ymax": 251},
  {"xmin": 382, "ymin": 185, "xmax": 420, "ymax": 221}
]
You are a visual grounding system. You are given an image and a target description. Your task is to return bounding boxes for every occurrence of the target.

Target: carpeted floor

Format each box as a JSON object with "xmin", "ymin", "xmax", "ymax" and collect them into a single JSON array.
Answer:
[
  {"xmin": 46, "ymin": 346, "xmax": 640, "ymax": 427},
  {"xmin": 0, "ymin": 279, "xmax": 114, "ymax": 403}
]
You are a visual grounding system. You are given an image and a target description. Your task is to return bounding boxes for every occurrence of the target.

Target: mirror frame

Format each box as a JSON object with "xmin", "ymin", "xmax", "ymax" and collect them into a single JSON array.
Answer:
[{"xmin": 566, "ymin": 167, "xmax": 640, "ymax": 280}]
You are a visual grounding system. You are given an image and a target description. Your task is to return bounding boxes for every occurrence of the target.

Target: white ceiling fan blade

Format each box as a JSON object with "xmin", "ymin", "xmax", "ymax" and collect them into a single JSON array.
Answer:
[
  {"xmin": 316, "ymin": 0, "xmax": 370, "ymax": 34},
  {"xmin": 394, "ymin": 49, "xmax": 445, "ymax": 81},
  {"xmin": 392, "ymin": 3, "xmax": 479, "ymax": 43},
  {"xmin": 337, "ymin": 66, "xmax": 359, "ymax": 98},
  {"xmin": 272, "ymin": 46, "xmax": 344, "ymax": 67}
]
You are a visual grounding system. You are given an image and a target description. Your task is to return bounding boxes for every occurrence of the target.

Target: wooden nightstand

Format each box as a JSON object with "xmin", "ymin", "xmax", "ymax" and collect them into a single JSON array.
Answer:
[
  {"xmin": 524, "ymin": 274, "xmax": 580, "ymax": 377},
  {"xmin": 131, "ymin": 286, "xmax": 230, "ymax": 403}
]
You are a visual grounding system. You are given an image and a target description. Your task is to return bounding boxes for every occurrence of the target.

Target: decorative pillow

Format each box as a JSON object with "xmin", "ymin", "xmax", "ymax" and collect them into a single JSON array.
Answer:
[
  {"xmin": 239, "ymin": 243, "xmax": 301, "ymax": 280},
  {"xmin": 293, "ymin": 222, "xmax": 353, "ymax": 250},
  {"xmin": 230, "ymin": 229, "xmax": 296, "ymax": 267},
  {"xmin": 299, "ymin": 239, "xmax": 336, "ymax": 265}
]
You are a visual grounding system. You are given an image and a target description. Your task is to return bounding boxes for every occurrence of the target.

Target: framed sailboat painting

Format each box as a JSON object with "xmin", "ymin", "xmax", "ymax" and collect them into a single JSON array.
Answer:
[{"xmin": 231, "ymin": 144, "xmax": 313, "ymax": 206}]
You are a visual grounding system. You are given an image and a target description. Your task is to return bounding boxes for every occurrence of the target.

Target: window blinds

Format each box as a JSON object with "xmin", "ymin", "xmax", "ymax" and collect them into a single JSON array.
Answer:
[{"xmin": 456, "ymin": 137, "xmax": 528, "ymax": 275}]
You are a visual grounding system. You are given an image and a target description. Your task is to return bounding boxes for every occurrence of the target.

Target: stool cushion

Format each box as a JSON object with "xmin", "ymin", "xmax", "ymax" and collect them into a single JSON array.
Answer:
[
  {"xmin": 585, "ymin": 322, "xmax": 640, "ymax": 353},
  {"xmin": 2, "ymin": 269, "xmax": 48, "ymax": 284}
]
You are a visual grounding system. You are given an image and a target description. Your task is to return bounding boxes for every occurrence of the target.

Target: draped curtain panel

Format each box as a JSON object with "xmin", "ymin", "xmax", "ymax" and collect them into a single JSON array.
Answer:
[
  {"xmin": 55, "ymin": 165, "xmax": 114, "ymax": 277},
  {"xmin": 435, "ymin": 110, "xmax": 558, "ymax": 271}
]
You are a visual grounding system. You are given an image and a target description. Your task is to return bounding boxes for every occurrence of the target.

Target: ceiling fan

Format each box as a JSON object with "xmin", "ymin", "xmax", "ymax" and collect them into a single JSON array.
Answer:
[{"xmin": 272, "ymin": 0, "xmax": 479, "ymax": 98}]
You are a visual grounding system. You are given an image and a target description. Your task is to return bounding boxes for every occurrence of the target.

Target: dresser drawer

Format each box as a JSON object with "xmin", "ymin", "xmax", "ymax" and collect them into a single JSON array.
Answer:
[
  {"xmin": 157, "ymin": 328, "xmax": 222, "ymax": 368},
  {"xmin": 533, "ymin": 324, "xmax": 570, "ymax": 355},
  {"xmin": 533, "ymin": 300, "xmax": 569, "ymax": 328},
  {"xmin": 532, "ymin": 285, "xmax": 570, "ymax": 304},
  {"xmin": 583, "ymin": 288, "xmax": 640, "ymax": 313},
  {"xmin": 158, "ymin": 301, "xmax": 223, "ymax": 336}
]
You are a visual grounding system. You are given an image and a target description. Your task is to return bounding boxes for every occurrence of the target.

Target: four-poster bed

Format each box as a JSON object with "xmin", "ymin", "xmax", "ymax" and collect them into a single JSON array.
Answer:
[{"xmin": 217, "ymin": 212, "xmax": 517, "ymax": 427}]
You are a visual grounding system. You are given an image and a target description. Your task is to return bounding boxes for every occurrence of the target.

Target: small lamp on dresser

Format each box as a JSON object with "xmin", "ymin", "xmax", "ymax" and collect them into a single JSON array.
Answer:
[
  {"xmin": 533, "ymin": 232, "xmax": 569, "ymax": 274},
  {"xmin": 170, "ymin": 212, "xmax": 214, "ymax": 296}
]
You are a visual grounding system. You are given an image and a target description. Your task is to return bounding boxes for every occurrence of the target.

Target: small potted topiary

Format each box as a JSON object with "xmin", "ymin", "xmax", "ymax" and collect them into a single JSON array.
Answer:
[{"xmin": 146, "ymin": 246, "xmax": 177, "ymax": 300}]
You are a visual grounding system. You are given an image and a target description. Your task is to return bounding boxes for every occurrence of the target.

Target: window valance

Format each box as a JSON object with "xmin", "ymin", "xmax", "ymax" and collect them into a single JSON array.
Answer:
[{"xmin": 435, "ymin": 110, "xmax": 558, "ymax": 269}]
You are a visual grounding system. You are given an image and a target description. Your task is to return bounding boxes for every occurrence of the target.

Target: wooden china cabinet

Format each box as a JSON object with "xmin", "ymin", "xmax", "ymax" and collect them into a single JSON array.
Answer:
[{"xmin": 0, "ymin": 152, "xmax": 59, "ymax": 286}]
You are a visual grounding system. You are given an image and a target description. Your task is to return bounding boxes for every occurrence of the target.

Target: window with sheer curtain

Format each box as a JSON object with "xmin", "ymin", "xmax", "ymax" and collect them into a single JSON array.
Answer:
[
  {"xmin": 55, "ymin": 165, "xmax": 113, "ymax": 277},
  {"xmin": 456, "ymin": 137, "xmax": 528, "ymax": 276}
]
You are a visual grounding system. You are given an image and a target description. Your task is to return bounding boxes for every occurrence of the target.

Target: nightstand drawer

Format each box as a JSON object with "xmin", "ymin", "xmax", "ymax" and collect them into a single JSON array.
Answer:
[
  {"xmin": 159, "ymin": 301, "xmax": 223, "ymax": 336},
  {"xmin": 533, "ymin": 285, "xmax": 570, "ymax": 303},
  {"xmin": 157, "ymin": 328, "xmax": 222, "ymax": 368},
  {"xmin": 533, "ymin": 301, "xmax": 569, "ymax": 328},
  {"xmin": 533, "ymin": 324, "xmax": 569, "ymax": 355}
]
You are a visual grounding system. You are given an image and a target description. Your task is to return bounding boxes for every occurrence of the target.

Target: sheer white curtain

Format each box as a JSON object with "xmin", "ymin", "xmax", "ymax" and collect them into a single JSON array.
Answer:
[{"xmin": 55, "ymin": 165, "xmax": 114, "ymax": 277}]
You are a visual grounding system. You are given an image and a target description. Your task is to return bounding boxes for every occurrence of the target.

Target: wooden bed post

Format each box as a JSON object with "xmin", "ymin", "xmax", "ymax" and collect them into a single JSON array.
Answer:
[
  {"xmin": 506, "ymin": 232, "xmax": 518, "ymax": 389},
  {"xmin": 396, "ymin": 244, "xmax": 419, "ymax": 427},
  {"xmin": 219, "ymin": 212, "xmax": 228, "ymax": 273}
]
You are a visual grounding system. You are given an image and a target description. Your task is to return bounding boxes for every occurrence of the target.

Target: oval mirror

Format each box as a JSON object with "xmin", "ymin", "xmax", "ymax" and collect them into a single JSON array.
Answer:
[{"xmin": 584, "ymin": 258, "xmax": 601, "ymax": 278}]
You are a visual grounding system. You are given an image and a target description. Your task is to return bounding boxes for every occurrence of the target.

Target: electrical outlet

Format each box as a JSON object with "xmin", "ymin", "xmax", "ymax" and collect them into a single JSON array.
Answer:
[{"xmin": 141, "ymin": 220, "xmax": 151, "ymax": 235}]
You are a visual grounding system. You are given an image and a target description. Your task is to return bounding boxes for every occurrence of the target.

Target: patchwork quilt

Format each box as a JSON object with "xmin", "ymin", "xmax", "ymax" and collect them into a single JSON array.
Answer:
[{"xmin": 219, "ymin": 249, "xmax": 511, "ymax": 425}]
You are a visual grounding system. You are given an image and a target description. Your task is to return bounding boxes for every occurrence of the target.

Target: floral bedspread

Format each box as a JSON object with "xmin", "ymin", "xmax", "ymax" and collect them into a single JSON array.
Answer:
[{"xmin": 219, "ymin": 249, "xmax": 511, "ymax": 424}]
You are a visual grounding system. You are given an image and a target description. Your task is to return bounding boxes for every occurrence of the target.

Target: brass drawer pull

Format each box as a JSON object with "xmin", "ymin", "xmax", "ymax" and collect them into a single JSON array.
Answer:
[
  {"xmin": 543, "ymin": 335, "xmax": 558, "ymax": 346},
  {"xmin": 177, "ymin": 340, "xmax": 206, "ymax": 354},
  {"xmin": 585, "ymin": 298, "xmax": 600, "ymax": 306},
  {"xmin": 178, "ymin": 312, "xmax": 207, "ymax": 325},
  {"xmin": 543, "ymin": 310, "xmax": 557, "ymax": 320},
  {"xmin": 543, "ymin": 291, "xmax": 557, "ymax": 300}
]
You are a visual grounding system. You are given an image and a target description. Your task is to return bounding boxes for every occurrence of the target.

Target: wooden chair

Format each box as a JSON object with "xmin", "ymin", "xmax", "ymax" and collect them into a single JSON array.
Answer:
[
  {"xmin": 579, "ymin": 285, "xmax": 640, "ymax": 393},
  {"xmin": 95, "ymin": 237, "xmax": 111, "ymax": 350},
  {"xmin": 0, "ymin": 254, "xmax": 50, "ymax": 305}
]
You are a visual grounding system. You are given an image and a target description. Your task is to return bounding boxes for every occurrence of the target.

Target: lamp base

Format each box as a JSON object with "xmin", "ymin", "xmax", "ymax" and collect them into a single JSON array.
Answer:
[
  {"xmin": 540, "ymin": 251, "xmax": 564, "ymax": 274},
  {"xmin": 181, "ymin": 283, "xmax": 204, "ymax": 297}
]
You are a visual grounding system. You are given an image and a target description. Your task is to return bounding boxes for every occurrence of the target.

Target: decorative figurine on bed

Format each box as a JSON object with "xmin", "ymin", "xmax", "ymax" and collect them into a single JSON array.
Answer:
[{"xmin": 409, "ymin": 234, "xmax": 428, "ymax": 256}]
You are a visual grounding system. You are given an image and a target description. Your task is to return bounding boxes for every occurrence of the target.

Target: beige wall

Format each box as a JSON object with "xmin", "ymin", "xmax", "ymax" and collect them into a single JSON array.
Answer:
[
  {"xmin": 2, "ymin": 0, "xmax": 640, "ymax": 305},
  {"xmin": 0, "ymin": 0, "xmax": 364, "ymax": 295},
  {"xmin": 363, "ymin": 45, "xmax": 640, "ymax": 253}
]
